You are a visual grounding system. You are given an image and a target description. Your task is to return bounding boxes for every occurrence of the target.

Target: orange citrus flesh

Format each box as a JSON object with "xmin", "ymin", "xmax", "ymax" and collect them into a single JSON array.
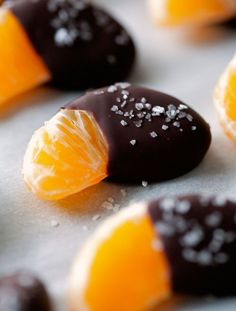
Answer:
[
  {"xmin": 70, "ymin": 204, "xmax": 171, "ymax": 311},
  {"xmin": 0, "ymin": 9, "xmax": 51, "ymax": 106},
  {"xmin": 149, "ymin": 0, "xmax": 236, "ymax": 26},
  {"xmin": 22, "ymin": 109, "xmax": 109, "ymax": 200},
  {"xmin": 214, "ymin": 54, "xmax": 236, "ymax": 142}
]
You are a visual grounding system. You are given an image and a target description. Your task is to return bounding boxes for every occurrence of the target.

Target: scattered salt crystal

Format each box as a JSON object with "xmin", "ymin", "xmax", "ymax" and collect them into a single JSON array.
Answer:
[
  {"xmin": 51, "ymin": 220, "xmax": 59, "ymax": 228},
  {"xmin": 111, "ymin": 105, "xmax": 119, "ymax": 112},
  {"xmin": 145, "ymin": 103, "xmax": 152, "ymax": 110},
  {"xmin": 162, "ymin": 125, "xmax": 169, "ymax": 131},
  {"xmin": 180, "ymin": 227, "xmax": 204, "ymax": 247},
  {"xmin": 150, "ymin": 131, "xmax": 158, "ymax": 138},
  {"xmin": 205, "ymin": 212, "xmax": 222, "ymax": 227},
  {"xmin": 101, "ymin": 202, "xmax": 113, "ymax": 210},
  {"xmin": 142, "ymin": 181, "xmax": 148, "ymax": 187},
  {"xmin": 92, "ymin": 214, "xmax": 101, "ymax": 221},
  {"xmin": 186, "ymin": 114, "xmax": 193, "ymax": 122},
  {"xmin": 176, "ymin": 200, "xmax": 191, "ymax": 214},
  {"xmin": 152, "ymin": 106, "xmax": 165, "ymax": 115},
  {"xmin": 135, "ymin": 103, "xmax": 144, "ymax": 110},
  {"xmin": 179, "ymin": 104, "xmax": 188, "ymax": 110},
  {"xmin": 130, "ymin": 139, "xmax": 136, "ymax": 146},
  {"xmin": 173, "ymin": 121, "xmax": 180, "ymax": 128},
  {"xmin": 213, "ymin": 196, "xmax": 227, "ymax": 207},
  {"xmin": 120, "ymin": 120, "xmax": 128, "ymax": 126},
  {"xmin": 113, "ymin": 204, "xmax": 120, "ymax": 212},
  {"xmin": 107, "ymin": 197, "xmax": 114, "ymax": 203},
  {"xmin": 107, "ymin": 85, "xmax": 118, "ymax": 93},
  {"xmin": 115, "ymin": 82, "xmax": 130, "ymax": 89},
  {"xmin": 197, "ymin": 250, "xmax": 212, "ymax": 266},
  {"xmin": 160, "ymin": 198, "xmax": 175, "ymax": 211}
]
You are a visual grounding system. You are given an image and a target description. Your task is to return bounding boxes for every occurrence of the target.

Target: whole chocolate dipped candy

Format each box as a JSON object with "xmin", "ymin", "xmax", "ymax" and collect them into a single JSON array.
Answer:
[
  {"xmin": 0, "ymin": 271, "xmax": 51, "ymax": 311},
  {"xmin": 22, "ymin": 84, "xmax": 211, "ymax": 200},
  {"xmin": 69, "ymin": 195, "xmax": 236, "ymax": 311},
  {"xmin": 0, "ymin": 0, "xmax": 135, "ymax": 105}
]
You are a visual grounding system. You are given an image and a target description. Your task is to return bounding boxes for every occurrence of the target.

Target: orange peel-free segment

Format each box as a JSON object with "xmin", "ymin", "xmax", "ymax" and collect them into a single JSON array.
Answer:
[
  {"xmin": 70, "ymin": 203, "xmax": 171, "ymax": 311},
  {"xmin": 22, "ymin": 109, "xmax": 109, "ymax": 200},
  {"xmin": 0, "ymin": 9, "xmax": 50, "ymax": 106},
  {"xmin": 148, "ymin": 0, "xmax": 236, "ymax": 26},
  {"xmin": 214, "ymin": 54, "xmax": 236, "ymax": 142}
]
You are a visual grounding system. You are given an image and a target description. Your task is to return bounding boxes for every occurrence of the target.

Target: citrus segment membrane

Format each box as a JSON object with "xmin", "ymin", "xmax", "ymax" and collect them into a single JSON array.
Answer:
[
  {"xmin": 0, "ymin": 9, "xmax": 50, "ymax": 106},
  {"xmin": 22, "ymin": 109, "xmax": 109, "ymax": 200},
  {"xmin": 149, "ymin": 0, "xmax": 236, "ymax": 26},
  {"xmin": 69, "ymin": 203, "xmax": 171, "ymax": 311},
  {"xmin": 214, "ymin": 54, "xmax": 236, "ymax": 141}
]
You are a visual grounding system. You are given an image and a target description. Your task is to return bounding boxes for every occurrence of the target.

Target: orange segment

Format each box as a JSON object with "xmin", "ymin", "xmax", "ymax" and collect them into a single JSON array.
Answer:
[
  {"xmin": 22, "ymin": 109, "xmax": 109, "ymax": 200},
  {"xmin": 148, "ymin": 0, "xmax": 236, "ymax": 26},
  {"xmin": 214, "ymin": 54, "xmax": 236, "ymax": 142},
  {"xmin": 70, "ymin": 203, "xmax": 171, "ymax": 311},
  {"xmin": 0, "ymin": 9, "xmax": 51, "ymax": 106}
]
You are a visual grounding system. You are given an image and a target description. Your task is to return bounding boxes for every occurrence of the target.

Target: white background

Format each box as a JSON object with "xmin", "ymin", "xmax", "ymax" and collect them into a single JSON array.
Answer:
[{"xmin": 1, "ymin": 0, "xmax": 236, "ymax": 309}]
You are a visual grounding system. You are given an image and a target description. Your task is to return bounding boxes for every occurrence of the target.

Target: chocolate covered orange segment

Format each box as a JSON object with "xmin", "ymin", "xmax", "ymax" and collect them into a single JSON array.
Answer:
[
  {"xmin": 23, "ymin": 84, "xmax": 211, "ymax": 200},
  {"xmin": 214, "ymin": 54, "xmax": 236, "ymax": 141},
  {"xmin": 0, "ymin": 9, "xmax": 50, "ymax": 106},
  {"xmin": 70, "ymin": 203, "xmax": 171, "ymax": 311},
  {"xmin": 69, "ymin": 195, "xmax": 236, "ymax": 311},
  {"xmin": 0, "ymin": 0, "xmax": 135, "ymax": 106},
  {"xmin": 148, "ymin": 0, "xmax": 236, "ymax": 26},
  {"xmin": 9, "ymin": 0, "xmax": 135, "ymax": 89},
  {"xmin": 23, "ymin": 109, "xmax": 108, "ymax": 201}
]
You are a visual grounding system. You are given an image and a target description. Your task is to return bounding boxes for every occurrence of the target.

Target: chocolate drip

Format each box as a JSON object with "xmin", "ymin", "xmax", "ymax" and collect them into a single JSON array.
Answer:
[
  {"xmin": 148, "ymin": 195, "xmax": 236, "ymax": 296},
  {"xmin": 65, "ymin": 85, "xmax": 211, "ymax": 183},
  {"xmin": 9, "ymin": 0, "xmax": 135, "ymax": 89},
  {"xmin": 0, "ymin": 271, "xmax": 51, "ymax": 311}
]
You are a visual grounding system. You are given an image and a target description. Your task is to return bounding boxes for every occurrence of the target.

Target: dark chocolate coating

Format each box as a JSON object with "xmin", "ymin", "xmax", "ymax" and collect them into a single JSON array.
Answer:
[
  {"xmin": 9, "ymin": 0, "xmax": 135, "ymax": 89},
  {"xmin": 65, "ymin": 84, "xmax": 211, "ymax": 183},
  {"xmin": 0, "ymin": 271, "xmax": 51, "ymax": 311},
  {"xmin": 148, "ymin": 195, "xmax": 236, "ymax": 296}
]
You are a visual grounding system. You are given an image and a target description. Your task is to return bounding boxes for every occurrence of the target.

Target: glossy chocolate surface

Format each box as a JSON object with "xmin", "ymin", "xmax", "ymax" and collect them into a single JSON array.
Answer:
[
  {"xmin": 66, "ymin": 84, "xmax": 211, "ymax": 183},
  {"xmin": 148, "ymin": 195, "xmax": 236, "ymax": 296},
  {"xmin": 9, "ymin": 0, "xmax": 135, "ymax": 89},
  {"xmin": 0, "ymin": 271, "xmax": 51, "ymax": 311}
]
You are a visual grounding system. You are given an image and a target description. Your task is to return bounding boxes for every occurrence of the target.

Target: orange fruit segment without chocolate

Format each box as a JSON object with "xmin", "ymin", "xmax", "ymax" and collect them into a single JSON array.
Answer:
[
  {"xmin": 22, "ymin": 109, "xmax": 109, "ymax": 201},
  {"xmin": 148, "ymin": 0, "xmax": 236, "ymax": 27},
  {"xmin": 69, "ymin": 203, "xmax": 171, "ymax": 311},
  {"xmin": 214, "ymin": 54, "xmax": 236, "ymax": 142},
  {"xmin": 0, "ymin": 9, "xmax": 51, "ymax": 106}
]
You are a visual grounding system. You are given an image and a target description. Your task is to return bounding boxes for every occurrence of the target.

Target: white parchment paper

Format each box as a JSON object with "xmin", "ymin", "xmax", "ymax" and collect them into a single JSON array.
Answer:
[{"xmin": 1, "ymin": 0, "xmax": 236, "ymax": 309}]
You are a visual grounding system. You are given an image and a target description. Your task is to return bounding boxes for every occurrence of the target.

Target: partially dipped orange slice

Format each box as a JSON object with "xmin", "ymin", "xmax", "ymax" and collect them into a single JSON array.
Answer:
[
  {"xmin": 214, "ymin": 54, "xmax": 236, "ymax": 141},
  {"xmin": 0, "ymin": 0, "xmax": 135, "ymax": 106},
  {"xmin": 0, "ymin": 8, "xmax": 50, "ymax": 106},
  {"xmin": 69, "ymin": 195, "xmax": 236, "ymax": 311},
  {"xmin": 22, "ymin": 84, "xmax": 211, "ymax": 200},
  {"xmin": 148, "ymin": 0, "xmax": 236, "ymax": 27}
]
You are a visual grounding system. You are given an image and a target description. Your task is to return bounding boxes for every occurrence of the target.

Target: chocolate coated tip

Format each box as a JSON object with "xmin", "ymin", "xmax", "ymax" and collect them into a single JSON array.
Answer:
[{"xmin": 148, "ymin": 195, "xmax": 236, "ymax": 296}]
